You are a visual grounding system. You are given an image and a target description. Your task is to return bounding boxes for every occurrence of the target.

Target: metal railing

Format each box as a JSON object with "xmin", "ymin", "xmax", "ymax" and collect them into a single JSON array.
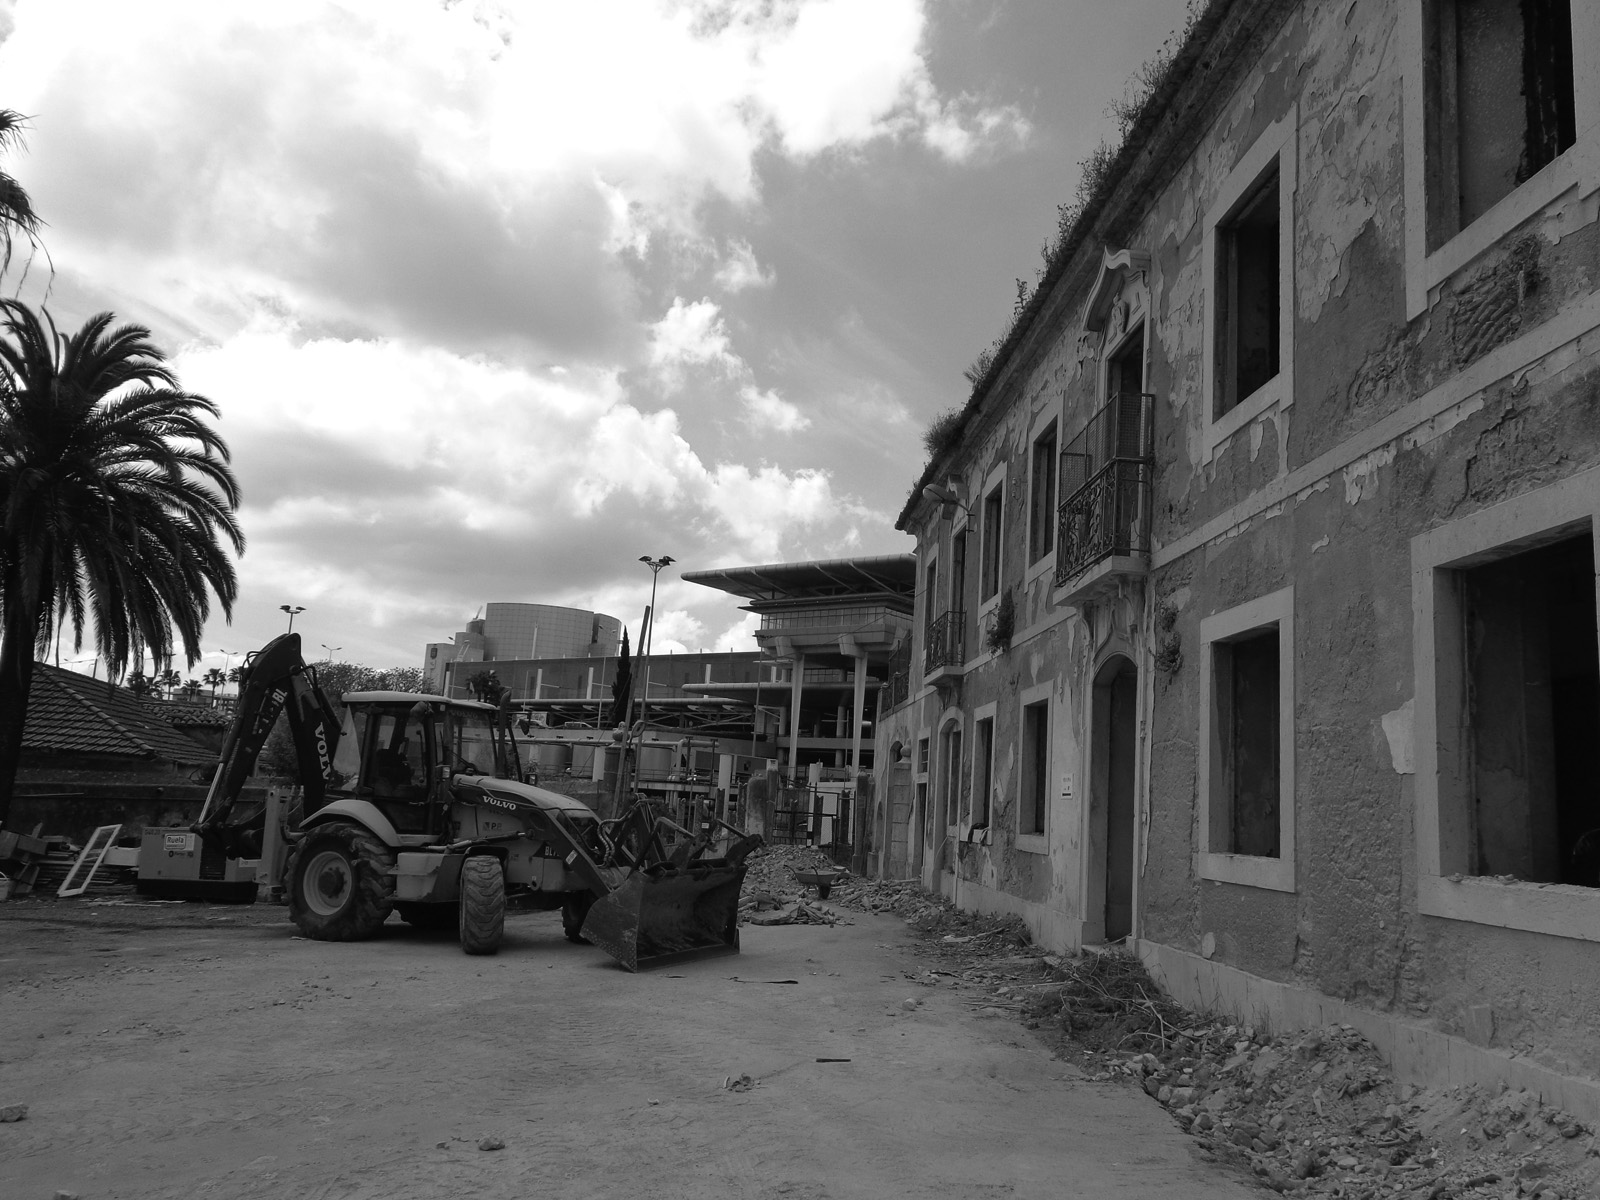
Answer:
[
  {"xmin": 883, "ymin": 641, "xmax": 911, "ymax": 711},
  {"xmin": 923, "ymin": 609, "xmax": 965, "ymax": 674},
  {"xmin": 1056, "ymin": 391, "xmax": 1154, "ymax": 585}
]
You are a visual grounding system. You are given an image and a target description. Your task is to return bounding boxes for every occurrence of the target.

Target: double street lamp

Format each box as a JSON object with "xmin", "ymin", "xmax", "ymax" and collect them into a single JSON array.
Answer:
[{"xmin": 279, "ymin": 604, "xmax": 306, "ymax": 634}]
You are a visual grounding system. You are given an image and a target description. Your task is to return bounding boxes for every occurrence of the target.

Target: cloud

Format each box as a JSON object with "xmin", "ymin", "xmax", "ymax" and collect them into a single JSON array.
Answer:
[
  {"xmin": 715, "ymin": 239, "xmax": 775, "ymax": 292},
  {"xmin": 740, "ymin": 385, "xmax": 810, "ymax": 433},
  {"xmin": 648, "ymin": 297, "xmax": 738, "ymax": 386}
]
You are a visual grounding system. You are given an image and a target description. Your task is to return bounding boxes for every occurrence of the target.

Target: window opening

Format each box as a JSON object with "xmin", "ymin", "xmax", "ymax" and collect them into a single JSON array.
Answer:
[
  {"xmin": 1021, "ymin": 699, "xmax": 1049, "ymax": 835},
  {"xmin": 923, "ymin": 559, "xmax": 939, "ymax": 632},
  {"xmin": 973, "ymin": 716, "xmax": 994, "ymax": 827},
  {"xmin": 980, "ymin": 485, "xmax": 1004, "ymax": 601},
  {"xmin": 1215, "ymin": 164, "xmax": 1280, "ymax": 417},
  {"xmin": 1029, "ymin": 423, "xmax": 1058, "ymax": 564},
  {"xmin": 1427, "ymin": 0, "xmax": 1576, "ymax": 245},
  {"xmin": 1463, "ymin": 532, "xmax": 1599, "ymax": 885},
  {"xmin": 1211, "ymin": 628, "xmax": 1281, "ymax": 857}
]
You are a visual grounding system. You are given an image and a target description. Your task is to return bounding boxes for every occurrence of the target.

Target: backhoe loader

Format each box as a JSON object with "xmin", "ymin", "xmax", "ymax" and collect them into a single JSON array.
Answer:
[{"xmin": 139, "ymin": 634, "xmax": 759, "ymax": 967}]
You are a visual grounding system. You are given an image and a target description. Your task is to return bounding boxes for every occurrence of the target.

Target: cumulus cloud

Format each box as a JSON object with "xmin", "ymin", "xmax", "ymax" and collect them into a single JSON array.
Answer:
[
  {"xmin": 0, "ymin": 0, "xmax": 994, "ymax": 663},
  {"xmin": 715, "ymin": 239, "xmax": 775, "ymax": 292},
  {"xmin": 648, "ymin": 298, "xmax": 738, "ymax": 385},
  {"xmin": 741, "ymin": 385, "xmax": 810, "ymax": 433}
]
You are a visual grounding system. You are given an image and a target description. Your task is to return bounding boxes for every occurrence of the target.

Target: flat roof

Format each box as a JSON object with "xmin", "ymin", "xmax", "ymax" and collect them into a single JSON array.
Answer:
[{"xmin": 682, "ymin": 554, "xmax": 916, "ymax": 606}]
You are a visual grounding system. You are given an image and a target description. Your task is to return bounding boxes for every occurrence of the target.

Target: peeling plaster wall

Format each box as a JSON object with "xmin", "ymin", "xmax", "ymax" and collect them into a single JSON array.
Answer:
[{"xmin": 877, "ymin": 0, "xmax": 1600, "ymax": 1084}]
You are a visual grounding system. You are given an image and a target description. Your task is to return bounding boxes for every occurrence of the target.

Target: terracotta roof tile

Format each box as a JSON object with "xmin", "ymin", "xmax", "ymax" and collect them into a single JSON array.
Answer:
[{"xmin": 24, "ymin": 664, "xmax": 217, "ymax": 765}]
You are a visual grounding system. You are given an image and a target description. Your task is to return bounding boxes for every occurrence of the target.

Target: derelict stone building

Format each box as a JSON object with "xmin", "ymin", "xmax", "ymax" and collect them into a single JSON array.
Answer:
[{"xmin": 874, "ymin": 0, "xmax": 1600, "ymax": 1109}]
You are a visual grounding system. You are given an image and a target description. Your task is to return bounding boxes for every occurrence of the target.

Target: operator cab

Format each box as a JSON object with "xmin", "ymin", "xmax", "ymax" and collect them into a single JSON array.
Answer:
[{"xmin": 336, "ymin": 692, "xmax": 524, "ymax": 834}]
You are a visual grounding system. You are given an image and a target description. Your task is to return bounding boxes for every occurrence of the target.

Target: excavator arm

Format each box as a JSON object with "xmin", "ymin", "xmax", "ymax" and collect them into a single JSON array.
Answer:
[{"xmin": 195, "ymin": 633, "xmax": 341, "ymax": 846}]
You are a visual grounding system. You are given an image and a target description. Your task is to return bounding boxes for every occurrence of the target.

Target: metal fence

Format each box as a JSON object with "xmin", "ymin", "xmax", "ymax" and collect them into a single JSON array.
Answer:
[{"xmin": 1056, "ymin": 391, "xmax": 1154, "ymax": 585}]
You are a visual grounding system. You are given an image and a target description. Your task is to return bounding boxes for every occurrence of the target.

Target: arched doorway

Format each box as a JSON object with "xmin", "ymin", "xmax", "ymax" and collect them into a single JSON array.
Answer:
[{"xmin": 1089, "ymin": 655, "xmax": 1139, "ymax": 943}]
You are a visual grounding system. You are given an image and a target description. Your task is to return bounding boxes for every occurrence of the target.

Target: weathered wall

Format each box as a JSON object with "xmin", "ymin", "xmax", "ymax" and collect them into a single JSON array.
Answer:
[
  {"xmin": 882, "ymin": 0, "xmax": 1600, "ymax": 1089},
  {"xmin": 1136, "ymin": 0, "xmax": 1600, "ymax": 1080}
]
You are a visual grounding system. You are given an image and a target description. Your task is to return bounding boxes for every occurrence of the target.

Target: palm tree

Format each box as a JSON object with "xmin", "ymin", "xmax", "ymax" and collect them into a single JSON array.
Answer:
[
  {"xmin": 0, "ymin": 301, "xmax": 243, "ymax": 829},
  {"xmin": 203, "ymin": 666, "xmax": 226, "ymax": 699},
  {"xmin": 158, "ymin": 667, "xmax": 182, "ymax": 699},
  {"xmin": 0, "ymin": 111, "xmax": 42, "ymax": 275}
]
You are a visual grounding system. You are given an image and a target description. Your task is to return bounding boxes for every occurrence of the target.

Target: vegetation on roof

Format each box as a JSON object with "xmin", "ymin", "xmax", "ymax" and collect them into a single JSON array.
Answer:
[{"xmin": 904, "ymin": 0, "xmax": 1225, "ymax": 524}]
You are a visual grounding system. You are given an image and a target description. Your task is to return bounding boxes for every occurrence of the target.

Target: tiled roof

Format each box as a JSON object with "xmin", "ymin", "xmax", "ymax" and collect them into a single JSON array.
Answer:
[{"xmin": 24, "ymin": 664, "xmax": 217, "ymax": 765}]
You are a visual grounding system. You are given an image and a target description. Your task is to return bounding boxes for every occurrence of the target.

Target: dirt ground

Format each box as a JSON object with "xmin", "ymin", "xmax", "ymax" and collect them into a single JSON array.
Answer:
[{"xmin": 0, "ymin": 896, "xmax": 1256, "ymax": 1200}]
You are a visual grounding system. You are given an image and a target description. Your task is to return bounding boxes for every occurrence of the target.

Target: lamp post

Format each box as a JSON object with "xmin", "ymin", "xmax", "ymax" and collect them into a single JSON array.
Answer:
[
  {"xmin": 632, "ymin": 555, "xmax": 675, "ymax": 795},
  {"xmin": 321, "ymin": 644, "xmax": 342, "ymax": 664},
  {"xmin": 279, "ymin": 604, "xmax": 305, "ymax": 634}
]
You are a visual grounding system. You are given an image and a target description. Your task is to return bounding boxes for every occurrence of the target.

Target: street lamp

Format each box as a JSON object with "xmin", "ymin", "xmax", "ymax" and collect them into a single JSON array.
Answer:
[
  {"xmin": 632, "ymin": 555, "xmax": 675, "ymax": 795},
  {"xmin": 321, "ymin": 644, "xmax": 342, "ymax": 663},
  {"xmin": 279, "ymin": 604, "xmax": 305, "ymax": 633}
]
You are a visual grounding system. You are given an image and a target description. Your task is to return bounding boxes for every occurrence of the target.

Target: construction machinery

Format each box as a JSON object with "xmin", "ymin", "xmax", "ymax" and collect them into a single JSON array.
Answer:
[{"xmin": 137, "ymin": 633, "xmax": 759, "ymax": 968}]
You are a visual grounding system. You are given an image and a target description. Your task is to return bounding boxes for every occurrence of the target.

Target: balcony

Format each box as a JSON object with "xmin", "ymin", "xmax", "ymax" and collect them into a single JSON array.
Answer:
[
  {"xmin": 1055, "ymin": 391, "xmax": 1154, "ymax": 604},
  {"xmin": 882, "ymin": 640, "xmax": 911, "ymax": 712},
  {"xmin": 923, "ymin": 609, "xmax": 965, "ymax": 684}
]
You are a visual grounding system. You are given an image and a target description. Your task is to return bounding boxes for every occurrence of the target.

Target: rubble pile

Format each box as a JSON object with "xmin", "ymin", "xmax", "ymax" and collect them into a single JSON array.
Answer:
[
  {"xmin": 736, "ymin": 845, "xmax": 850, "ymax": 927},
  {"xmin": 1064, "ymin": 1009, "xmax": 1600, "ymax": 1198}
]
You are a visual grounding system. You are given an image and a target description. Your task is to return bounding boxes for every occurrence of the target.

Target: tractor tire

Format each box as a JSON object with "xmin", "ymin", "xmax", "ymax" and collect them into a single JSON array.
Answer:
[
  {"xmin": 396, "ymin": 902, "xmax": 458, "ymax": 931},
  {"xmin": 287, "ymin": 821, "xmax": 394, "ymax": 941},
  {"xmin": 561, "ymin": 892, "xmax": 595, "ymax": 944},
  {"xmin": 458, "ymin": 855, "xmax": 505, "ymax": 955}
]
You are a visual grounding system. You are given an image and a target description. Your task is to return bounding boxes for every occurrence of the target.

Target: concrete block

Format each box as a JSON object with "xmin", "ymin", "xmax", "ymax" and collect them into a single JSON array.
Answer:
[{"xmin": 1463, "ymin": 1004, "xmax": 1495, "ymax": 1048}]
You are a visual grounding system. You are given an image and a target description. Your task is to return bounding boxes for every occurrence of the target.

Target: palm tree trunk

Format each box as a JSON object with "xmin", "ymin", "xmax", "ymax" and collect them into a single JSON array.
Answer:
[{"xmin": 0, "ymin": 592, "xmax": 45, "ymax": 832}]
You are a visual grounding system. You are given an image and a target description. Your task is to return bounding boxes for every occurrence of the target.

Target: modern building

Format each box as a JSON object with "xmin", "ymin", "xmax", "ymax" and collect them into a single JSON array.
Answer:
[
  {"xmin": 878, "ymin": 0, "xmax": 1600, "ymax": 1114},
  {"xmin": 422, "ymin": 602, "xmax": 621, "ymax": 692}
]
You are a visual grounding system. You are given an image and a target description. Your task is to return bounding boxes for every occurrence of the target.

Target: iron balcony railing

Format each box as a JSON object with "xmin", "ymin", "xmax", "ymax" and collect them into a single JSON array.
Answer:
[
  {"xmin": 923, "ymin": 609, "xmax": 965, "ymax": 675},
  {"xmin": 1056, "ymin": 391, "xmax": 1155, "ymax": 586},
  {"xmin": 883, "ymin": 640, "xmax": 911, "ymax": 711}
]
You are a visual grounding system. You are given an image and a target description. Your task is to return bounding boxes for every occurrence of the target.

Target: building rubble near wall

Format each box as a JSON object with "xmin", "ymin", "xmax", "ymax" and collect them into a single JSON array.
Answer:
[{"xmin": 874, "ymin": 0, "xmax": 1600, "ymax": 1115}]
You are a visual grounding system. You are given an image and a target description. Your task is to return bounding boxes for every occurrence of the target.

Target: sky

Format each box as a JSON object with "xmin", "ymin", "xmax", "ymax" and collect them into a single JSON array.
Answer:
[{"xmin": 0, "ymin": 0, "xmax": 1189, "ymax": 678}]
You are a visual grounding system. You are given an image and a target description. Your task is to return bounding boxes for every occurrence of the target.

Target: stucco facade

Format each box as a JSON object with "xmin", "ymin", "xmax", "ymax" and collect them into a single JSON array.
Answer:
[{"xmin": 876, "ymin": 0, "xmax": 1600, "ymax": 1111}]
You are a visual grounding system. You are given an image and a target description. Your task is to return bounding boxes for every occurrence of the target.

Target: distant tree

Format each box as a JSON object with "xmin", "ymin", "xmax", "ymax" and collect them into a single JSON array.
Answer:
[
  {"xmin": 202, "ymin": 667, "xmax": 226, "ymax": 698},
  {"xmin": 608, "ymin": 628, "xmax": 632, "ymax": 727},
  {"xmin": 226, "ymin": 665, "xmax": 243, "ymax": 685},
  {"xmin": 179, "ymin": 679, "xmax": 202, "ymax": 702},
  {"xmin": 125, "ymin": 671, "xmax": 153, "ymax": 698},
  {"xmin": 379, "ymin": 666, "xmax": 425, "ymax": 693},
  {"xmin": 157, "ymin": 668, "xmax": 182, "ymax": 699}
]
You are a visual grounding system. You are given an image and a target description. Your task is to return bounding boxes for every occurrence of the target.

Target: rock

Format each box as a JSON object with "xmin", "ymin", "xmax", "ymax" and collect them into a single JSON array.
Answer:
[
  {"xmin": 1335, "ymin": 1155, "xmax": 1359, "ymax": 1169},
  {"xmin": 1169, "ymin": 1087, "xmax": 1195, "ymax": 1106},
  {"xmin": 53, "ymin": 1192, "xmax": 79, "ymax": 1200},
  {"xmin": 1558, "ymin": 1120, "xmax": 1583, "ymax": 1138},
  {"xmin": 0, "ymin": 1103, "xmax": 26, "ymax": 1122},
  {"xmin": 1193, "ymin": 1112, "xmax": 1214, "ymax": 1132},
  {"xmin": 1291, "ymin": 1149, "xmax": 1320, "ymax": 1179},
  {"xmin": 1269, "ymin": 1112, "xmax": 1287, "ymax": 1131},
  {"xmin": 478, "ymin": 1135, "xmax": 505, "ymax": 1152},
  {"xmin": 1158, "ymin": 1085, "xmax": 1173, "ymax": 1104},
  {"xmin": 901, "ymin": 998, "xmax": 921, "ymax": 1011}
]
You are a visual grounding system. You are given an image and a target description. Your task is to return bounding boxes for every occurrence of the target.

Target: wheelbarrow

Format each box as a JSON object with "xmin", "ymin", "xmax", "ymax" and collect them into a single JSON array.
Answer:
[{"xmin": 791, "ymin": 868, "xmax": 846, "ymax": 900}]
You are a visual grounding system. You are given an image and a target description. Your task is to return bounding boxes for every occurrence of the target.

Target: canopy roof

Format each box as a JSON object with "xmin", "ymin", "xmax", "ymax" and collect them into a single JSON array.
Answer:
[{"xmin": 682, "ymin": 554, "xmax": 916, "ymax": 608}]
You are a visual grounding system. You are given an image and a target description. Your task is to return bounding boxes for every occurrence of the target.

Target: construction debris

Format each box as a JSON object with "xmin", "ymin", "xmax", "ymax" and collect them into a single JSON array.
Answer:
[
  {"xmin": 852, "ymin": 875, "xmax": 1600, "ymax": 1200},
  {"xmin": 1, "ymin": 1103, "xmax": 28, "ymax": 1122}
]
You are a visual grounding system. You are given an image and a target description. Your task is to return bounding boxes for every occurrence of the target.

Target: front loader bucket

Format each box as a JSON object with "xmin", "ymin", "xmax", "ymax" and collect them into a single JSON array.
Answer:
[{"xmin": 582, "ymin": 863, "xmax": 747, "ymax": 972}]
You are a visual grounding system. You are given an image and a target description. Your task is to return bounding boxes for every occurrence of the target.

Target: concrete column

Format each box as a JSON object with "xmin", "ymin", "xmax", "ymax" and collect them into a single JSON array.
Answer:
[
  {"xmin": 850, "ymin": 653, "xmax": 868, "ymax": 774},
  {"xmin": 787, "ymin": 653, "xmax": 805, "ymax": 782}
]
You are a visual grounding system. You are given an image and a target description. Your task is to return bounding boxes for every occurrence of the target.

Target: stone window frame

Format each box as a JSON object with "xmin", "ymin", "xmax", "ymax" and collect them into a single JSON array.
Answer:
[
  {"xmin": 1197, "ymin": 585, "xmax": 1297, "ymax": 893},
  {"xmin": 1201, "ymin": 106, "xmax": 1298, "ymax": 460},
  {"xmin": 1016, "ymin": 680, "xmax": 1052, "ymax": 855},
  {"xmin": 1025, "ymin": 405, "xmax": 1059, "ymax": 584},
  {"xmin": 937, "ymin": 712, "xmax": 964, "ymax": 845},
  {"xmin": 966, "ymin": 702, "xmax": 997, "ymax": 841},
  {"xmin": 977, "ymin": 461, "xmax": 1008, "ymax": 614},
  {"xmin": 1399, "ymin": 1, "xmax": 1600, "ymax": 320},
  {"xmin": 1412, "ymin": 468, "xmax": 1600, "ymax": 943}
]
